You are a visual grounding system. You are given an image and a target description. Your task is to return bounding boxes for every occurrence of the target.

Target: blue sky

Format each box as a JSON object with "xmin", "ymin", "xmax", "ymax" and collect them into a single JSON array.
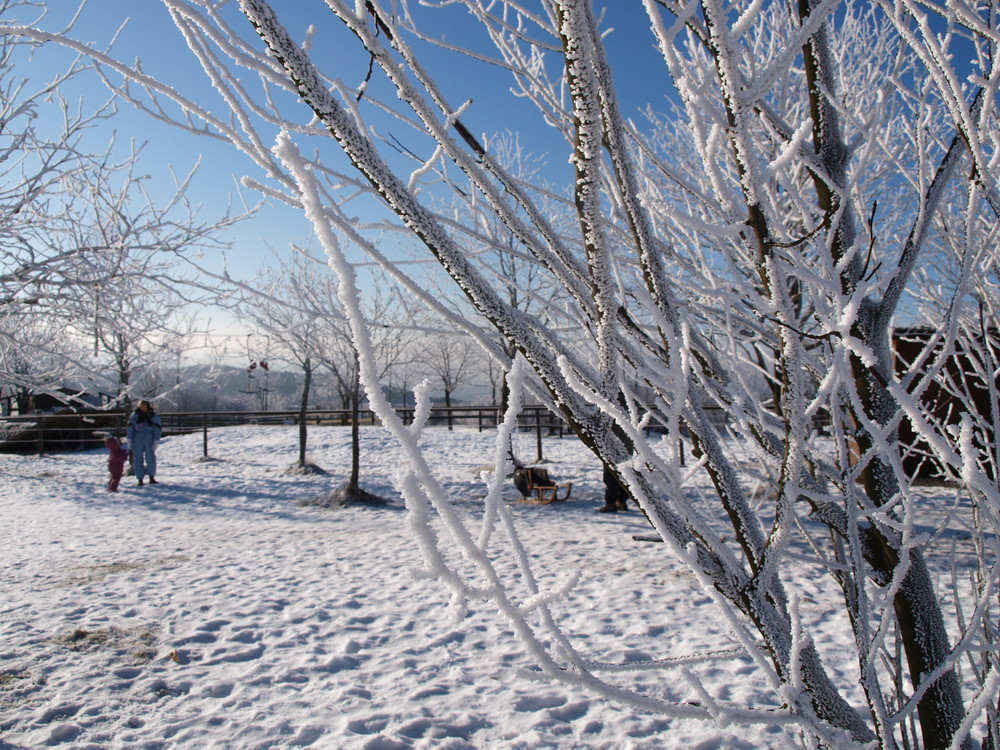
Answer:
[
  {"xmin": 27, "ymin": 1, "xmax": 676, "ymax": 288},
  {"xmin": 32, "ymin": 2, "xmax": 311, "ymax": 279}
]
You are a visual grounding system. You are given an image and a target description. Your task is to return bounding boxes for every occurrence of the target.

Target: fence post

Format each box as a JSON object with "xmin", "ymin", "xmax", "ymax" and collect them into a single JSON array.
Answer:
[
  {"xmin": 37, "ymin": 419, "xmax": 44, "ymax": 456},
  {"xmin": 202, "ymin": 414, "xmax": 209, "ymax": 458},
  {"xmin": 535, "ymin": 409, "xmax": 543, "ymax": 463}
]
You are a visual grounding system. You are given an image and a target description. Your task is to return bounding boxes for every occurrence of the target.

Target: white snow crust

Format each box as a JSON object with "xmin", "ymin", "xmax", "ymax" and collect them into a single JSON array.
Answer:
[{"xmin": 0, "ymin": 424, "xmax": 980, "ymax": 748}]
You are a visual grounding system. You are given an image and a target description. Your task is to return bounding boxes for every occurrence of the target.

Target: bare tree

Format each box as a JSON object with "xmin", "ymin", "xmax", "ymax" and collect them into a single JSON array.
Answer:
[
  {"xmin": 448, "ymin": 131, "xmax": 571, "ymax": 413},
  {"xmin": 0, "ymin": 2, "xmax": 240, "ymax": 411},
  {"xmin": 0, "ymin": 2, "xmax": 120, "ymax": 406},
  {"xmin": 421, "ymin": 332, "xmax": 480, "ymax": 430},
  {"xmin": 62, "ymin": 150, "xmax": 231, "ymax": 406},
  {"xmin": 236, "ymin": 251, "xmax": 330, "ymax": 470},
  {"xmin": 237, "ymin": 246, "xmax": 416, "ymax": 493},
  {"xmin": 309, "ymin": 273, "xmax": 413, "ymax": 499},
  {"xmin": 28, "ymin": 0, "xmax": 1000, "ymax": 745},
  {"xmin": 0, "ymin": 311, "xmax": 85, "ymax": 412}
]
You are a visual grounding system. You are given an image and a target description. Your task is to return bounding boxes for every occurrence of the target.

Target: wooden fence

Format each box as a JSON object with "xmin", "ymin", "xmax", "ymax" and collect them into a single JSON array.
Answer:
[{"xmin": 0, "ymin": 405, "xmax": 574, "ymax": 456}]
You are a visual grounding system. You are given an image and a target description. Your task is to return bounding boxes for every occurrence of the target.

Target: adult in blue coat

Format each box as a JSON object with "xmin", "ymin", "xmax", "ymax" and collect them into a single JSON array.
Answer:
[{"xmin": 127, "ymin": 400, "xmax": 162, "ymax": 486}]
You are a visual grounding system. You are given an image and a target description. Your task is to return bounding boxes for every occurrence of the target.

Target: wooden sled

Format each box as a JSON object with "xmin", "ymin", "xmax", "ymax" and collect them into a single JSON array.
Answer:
[{"xmin": 513, "ymin": 467, "xmax": 572, "ymax": 504}]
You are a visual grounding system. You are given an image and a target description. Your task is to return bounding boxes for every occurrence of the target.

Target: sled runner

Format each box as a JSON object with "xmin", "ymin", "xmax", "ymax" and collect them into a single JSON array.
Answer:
[{"xmin": 513, "ymin": 467, "xmax": 572, "ymax": 504}]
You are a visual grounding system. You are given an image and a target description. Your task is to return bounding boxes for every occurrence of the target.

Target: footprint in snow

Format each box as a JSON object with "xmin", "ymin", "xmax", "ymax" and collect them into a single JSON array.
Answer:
[{"xmin": 512, "ymin": 694, "xmax": 566, "ymax": 712}]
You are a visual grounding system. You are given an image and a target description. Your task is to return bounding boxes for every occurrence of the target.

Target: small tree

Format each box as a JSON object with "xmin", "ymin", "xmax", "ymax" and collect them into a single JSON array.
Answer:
[
  {"xmin": 236, "ymin": 252, "xmax": 330, "ymax": 470},
  {"xmin": 62, "ymin": 152, "xmax": 230, "ymax": 409},
  {"xmin": 422, "ymin": 332, "xmax": 480, "ymax": 430},
  {"xmin": 310, "ymin": 273, "xmax": 413, "ymax": 498}
]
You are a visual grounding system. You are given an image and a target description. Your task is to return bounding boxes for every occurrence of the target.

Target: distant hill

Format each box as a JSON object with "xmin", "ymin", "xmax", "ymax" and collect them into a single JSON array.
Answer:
[
  {"xmin": 169, "ymin": 364, "xmax": 305, "ymax": 411},
  {"xmin": 170, "ymin": 364, "xmax": 490, "ymax": 412}
]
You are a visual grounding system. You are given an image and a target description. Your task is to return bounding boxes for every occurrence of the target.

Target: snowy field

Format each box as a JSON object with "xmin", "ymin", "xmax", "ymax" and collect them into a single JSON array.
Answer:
[{"xmin": 0, "ymin": 424, "xmax": 983, "ymax": 748}]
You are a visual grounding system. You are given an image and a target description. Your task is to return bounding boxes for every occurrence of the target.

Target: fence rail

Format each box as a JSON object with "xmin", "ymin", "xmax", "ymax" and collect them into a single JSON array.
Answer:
[
  {"xmin": 0, "ymin": 405, "xmax": 575, "ymax": 455},
  {"xmin": 0, "ymin": 404, "xmax": 828, "ymax": 458}
]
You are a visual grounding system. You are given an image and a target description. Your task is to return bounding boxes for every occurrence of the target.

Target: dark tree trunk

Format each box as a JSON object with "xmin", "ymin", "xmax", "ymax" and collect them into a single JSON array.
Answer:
[
  {"xmin": 348, "ymin": 366, "xmax": 361, "ymax": 495},
  {"xmin": 14, "ymin": 386, "xmax": 30, "ymax": 414},
  {"xmin": 851, "ymin": 344, "xmax": 972, "ymax": 750},
  {"xmin": 796, "ymin": 0, "xmax": 970, "ymax": 739},
  {"xmin": 298, "ymin": 358, "xmax": 312, "ymax": 468}
]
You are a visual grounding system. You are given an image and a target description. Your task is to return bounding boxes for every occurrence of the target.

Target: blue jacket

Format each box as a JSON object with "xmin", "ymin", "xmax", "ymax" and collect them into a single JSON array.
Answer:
[{"xmin": 127, "ymin": 409, "xmax": 162, "ymax": 445}]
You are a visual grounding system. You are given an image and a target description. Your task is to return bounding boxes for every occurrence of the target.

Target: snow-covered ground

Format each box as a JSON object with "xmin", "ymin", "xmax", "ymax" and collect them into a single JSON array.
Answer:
[{"xmin": 0, "ymin": 425, "xmax": 984, "ymax": 748}]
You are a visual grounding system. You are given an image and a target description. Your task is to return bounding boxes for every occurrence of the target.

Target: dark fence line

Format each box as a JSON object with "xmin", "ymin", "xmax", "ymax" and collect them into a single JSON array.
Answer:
[
  {"xmin": 0, "ymin": 405, "xmax": 577, "ymax": 456},
  {"xmin": 0, "ymin": 404, "xmax": 828, "ymax": 458}
]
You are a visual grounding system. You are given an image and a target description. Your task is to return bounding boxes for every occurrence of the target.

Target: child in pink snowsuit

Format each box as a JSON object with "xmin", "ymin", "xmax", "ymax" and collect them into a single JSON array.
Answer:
[{"xmin": 104, "ymin": 436, "xmax": 128, "ymax": 492}]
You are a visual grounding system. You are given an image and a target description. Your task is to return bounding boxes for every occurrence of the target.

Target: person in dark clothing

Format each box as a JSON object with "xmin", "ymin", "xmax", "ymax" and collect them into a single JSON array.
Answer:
[
  {"xmin": 598, "ymin": 465, "xmax": 630, "ymax": 513},
  {"xmin": 126, "ymin": 400, "xmax": 162, "ymax": 486}
]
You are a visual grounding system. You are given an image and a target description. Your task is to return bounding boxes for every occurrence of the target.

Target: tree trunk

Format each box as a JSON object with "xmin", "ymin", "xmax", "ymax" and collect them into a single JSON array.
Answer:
[
  {"xmin": 794, "ymin": 0, "xmax": 970, "ymax": 738},
  {"xmin": 14, "ymin": 386, "xmax": 30, "ymax": 415},
  {"xmin": 348, "ymin": 367, "xmax": 360, "ymax": 495},
  {"xmin": 298, "ymin": 358, "xmax": 311, "ymax": 468},
  {"xmin": 851, "ymin": 345, "xmax": 972, "ymax": 750}
]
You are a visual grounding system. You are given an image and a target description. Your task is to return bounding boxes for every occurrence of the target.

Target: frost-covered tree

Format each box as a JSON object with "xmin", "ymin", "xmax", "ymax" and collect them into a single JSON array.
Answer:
[
  {"xmin": 20, "ymin": 0, "xmax": 1000, "ymax": 745},
  {"xmin": 0, "ymin": 311, "xmax": 87, "ymax": 412},
  {"xmin": 237, "ymin": 247, "xmax": 415, "ymax": 492},
  {"xmin": 308, "ymin": 272, "xmax": 413, "ymax": 499},
  {"xmin": 0, "ymin": 1, "xmax": 240, "ymax": 410},
  {"xmin": 421, "ymin": 332, "xmax": 481, "ymax": 429},
  {"xmin": 235, "ymin": 250, "xmax": 333, "ymax": 470},
  {"xmin": 62, "ymin": 159, "xmax": 214, "ymax": 408},
  {"xmin": 445, "ymin": 130, "xmax": 573, "ymax": 413},
  {"xmin": 0, "ymin": 1, "xmax": 118, "ymax": 406}
]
